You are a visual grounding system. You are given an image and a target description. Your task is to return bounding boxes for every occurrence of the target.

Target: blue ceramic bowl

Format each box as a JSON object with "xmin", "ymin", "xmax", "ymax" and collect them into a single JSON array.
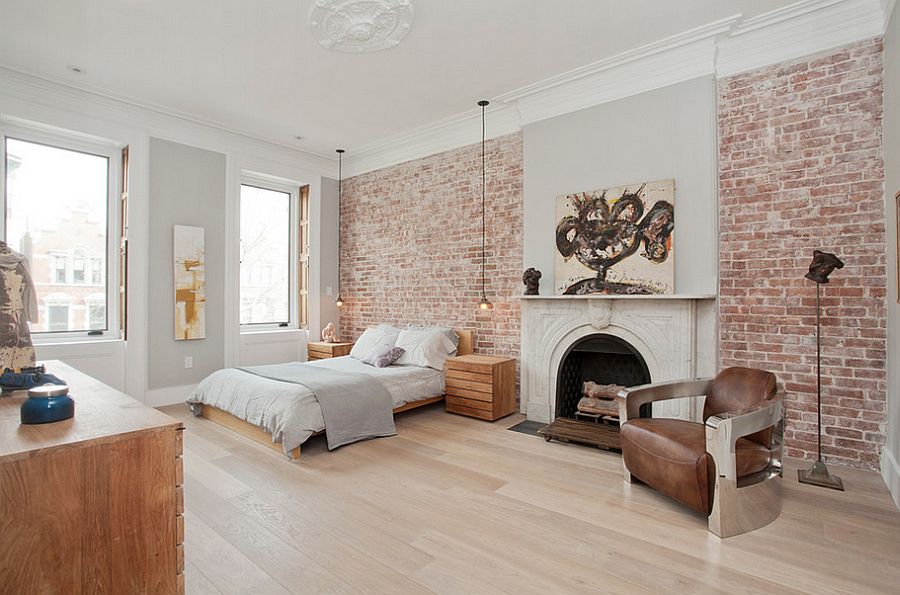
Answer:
[{"xmin": 21, "ymin": 384, "xmax": 74, "ymax": 424}]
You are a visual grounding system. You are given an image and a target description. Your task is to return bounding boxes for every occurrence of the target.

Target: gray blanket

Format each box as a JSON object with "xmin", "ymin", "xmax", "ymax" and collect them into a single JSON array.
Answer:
[{"xmin": 238, "ymin": 362, "xmax": 396, "ymax": 450}]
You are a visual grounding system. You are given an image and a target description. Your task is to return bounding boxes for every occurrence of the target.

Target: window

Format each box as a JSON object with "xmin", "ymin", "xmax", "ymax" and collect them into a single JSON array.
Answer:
[
  {"xmin": 2, "ymin": 129, "xmax": 120, "ymax": 339},
  {"xmin": 47, "ymin": 304, "xmax": 69, "ymax": 332},
  {"xmin": 298, "ymin": 185, "xmax": 310, "ymax": 329},
  {"xmin": 239, "ymin": 179, "xmax": 299, "ymax": 328}
]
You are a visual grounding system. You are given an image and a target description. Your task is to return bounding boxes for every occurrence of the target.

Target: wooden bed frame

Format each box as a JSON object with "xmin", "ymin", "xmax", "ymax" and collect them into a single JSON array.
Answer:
[{"xmin": 195, "ymin": 329, "xmax": 474, "ymax": 460}]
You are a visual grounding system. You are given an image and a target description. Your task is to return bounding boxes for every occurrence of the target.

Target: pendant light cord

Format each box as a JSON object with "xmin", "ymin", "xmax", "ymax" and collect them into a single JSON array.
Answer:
[
  {"xmin": 336, "ymin": 148, "xmax": 344, "ymax": 300},
  {"xmin": 481, "ymin": 102, "xmax": 486, "ymax": 300}
]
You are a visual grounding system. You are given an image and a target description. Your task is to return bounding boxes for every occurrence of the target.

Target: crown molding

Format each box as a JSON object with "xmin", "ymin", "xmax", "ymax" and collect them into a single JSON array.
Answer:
[
  {"xmin": 716, "ymin": 0, "xmax": 888, "ymax": 77},
  {"xmin": 495, "ymin": 15, "xmax": 738, "ymax": 125},
  {"xmin": 344, "ymin": 0, "xmax": 892, "ymax": 178},
  {"xmin": 0, "ymin": 65, "xmax": 338, "ymax": 176},
  {"xmin": 342, "ymin": 102, "xmax": 521, "ymax": 177}
]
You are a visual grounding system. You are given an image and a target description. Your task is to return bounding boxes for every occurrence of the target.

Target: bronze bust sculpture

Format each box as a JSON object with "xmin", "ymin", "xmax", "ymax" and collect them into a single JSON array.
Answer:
[
  {"xmin": 805, "ymin": 250, "xmax": 844, "ymax": 284},
  {"xmin": 523, "ymin": 268, "xmax": 541, "ymax": 295}
]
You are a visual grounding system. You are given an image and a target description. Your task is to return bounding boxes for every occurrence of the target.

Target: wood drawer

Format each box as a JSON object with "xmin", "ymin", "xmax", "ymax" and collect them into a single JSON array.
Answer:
[
  {"xmin": 446, "ymin": 401, "xmax": 494, "ymax": 420},
  {"xmin": 445, "ymin": 384, "xmax": 493, "ymax": 402},
  {"xmin": 446, "ymin": 360, "xmax": 493, "ymax": 374},
  {"xmin": 446, "ymin": 395, "xmax": 493, "ymax": 412},
  {"xmin": 445, "ymin": 367, "xmax": 493, "ymax": 384},
  {"xmin": 445, "ymin": 376, "xmax": 492, "ymax": 394}
]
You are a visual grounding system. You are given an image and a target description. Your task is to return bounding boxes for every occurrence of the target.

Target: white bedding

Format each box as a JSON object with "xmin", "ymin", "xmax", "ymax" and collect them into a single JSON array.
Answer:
[{"xmin": 187, "ymin": 356, "xmax": 445, "ymax": 453}]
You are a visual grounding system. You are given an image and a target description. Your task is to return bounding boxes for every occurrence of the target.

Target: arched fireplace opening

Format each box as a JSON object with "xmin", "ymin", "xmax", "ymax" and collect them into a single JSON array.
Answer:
[
  {"xmin": 555, "ymin": 334, "xmax": 651, "ymax": 421},
  {"xmin": 539, "ymin": 333, "xmax": 651, "ymax": 450}
]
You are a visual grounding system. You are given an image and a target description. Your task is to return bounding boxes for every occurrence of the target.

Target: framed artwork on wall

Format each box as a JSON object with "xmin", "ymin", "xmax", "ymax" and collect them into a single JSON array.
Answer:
[
  {"xmin": 173, "ymin": 225, "xmax": 206, "ymax": 340},
  {"xmin": 554, "ymin": 178, "xmax": 675, "ymax": 295}
]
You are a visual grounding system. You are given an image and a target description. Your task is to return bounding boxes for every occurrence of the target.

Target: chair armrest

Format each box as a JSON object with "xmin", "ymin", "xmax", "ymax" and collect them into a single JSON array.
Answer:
[
  {"xmin": 705, "ymin": 395, "xmax": 783, "ymax": 481},
  {"xmin": 615, "ymin": 378, "xmax": 713, "ymax": 421}
]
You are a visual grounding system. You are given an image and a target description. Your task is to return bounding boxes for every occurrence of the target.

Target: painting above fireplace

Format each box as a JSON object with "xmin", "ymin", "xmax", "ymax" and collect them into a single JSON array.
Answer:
[{"xmin": 554, "ymin": 178, "xmax": 675, "ymax": 295}]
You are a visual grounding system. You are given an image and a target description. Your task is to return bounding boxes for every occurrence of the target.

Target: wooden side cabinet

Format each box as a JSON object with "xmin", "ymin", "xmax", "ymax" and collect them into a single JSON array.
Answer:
[
  {"xmin": 0, "ymin": 361, "xmax": 184, "ymax": 594},
  {"xmin": 308, "ymin": 341, "xmax": 354, "ymax": 360},
  {"xmin": 445, "ymin": 354, "xmax": 517, "ymax": 421}
]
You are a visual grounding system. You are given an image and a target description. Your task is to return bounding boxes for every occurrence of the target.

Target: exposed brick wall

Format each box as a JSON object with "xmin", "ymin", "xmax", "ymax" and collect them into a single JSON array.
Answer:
[
  {"xmin": 718, "ymin": 38, "xmax": 886, "ymax": 469},
  {"xmin": 339, "ymin": 132, "xmax": 523, "ymax": 379}
]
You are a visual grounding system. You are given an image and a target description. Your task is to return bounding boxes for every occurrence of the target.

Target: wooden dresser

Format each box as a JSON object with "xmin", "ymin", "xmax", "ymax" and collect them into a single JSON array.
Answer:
[
  {"xmin": 0, "ymin": 361, "xmax": 185, "ymax": 594},
  {"xmin": 307, "ymin": 340, "xmax": 354, "ymax": 360},
  {"xmin": 445, "ymin": 354, "xmax": 517, "ymax": 421}
]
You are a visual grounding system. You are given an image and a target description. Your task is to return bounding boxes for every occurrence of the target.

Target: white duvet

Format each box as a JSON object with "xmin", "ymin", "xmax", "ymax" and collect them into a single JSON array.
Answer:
[{"xmin": 187, "ymin": 356, "xmax": 445, "ymax": 454}]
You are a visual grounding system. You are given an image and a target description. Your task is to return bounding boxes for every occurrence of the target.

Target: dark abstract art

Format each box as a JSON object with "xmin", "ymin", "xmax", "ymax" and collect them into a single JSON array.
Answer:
[{"xmin": 554, "ymin": 178, "xmax": 675, "ymax": 295}]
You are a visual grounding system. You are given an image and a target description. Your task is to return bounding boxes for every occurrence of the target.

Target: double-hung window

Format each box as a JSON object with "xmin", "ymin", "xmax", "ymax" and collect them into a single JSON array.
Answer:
[
  {"xmin": 1, "ymin": 127, "xmax": 121, "ymax": 340},
  {"xmin": 239, "ymin": 176, "xmax": 300, "ymax": 330}
]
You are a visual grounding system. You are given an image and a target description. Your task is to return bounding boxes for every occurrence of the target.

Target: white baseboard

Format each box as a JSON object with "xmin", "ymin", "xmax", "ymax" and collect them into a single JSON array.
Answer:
[
  {"xmin": 145, "ymin": 383, "xmax": 196, "ymax": 408},
  {"xmin": 882, "ymin": 446, "xmax": 900, "ymax": 510}
]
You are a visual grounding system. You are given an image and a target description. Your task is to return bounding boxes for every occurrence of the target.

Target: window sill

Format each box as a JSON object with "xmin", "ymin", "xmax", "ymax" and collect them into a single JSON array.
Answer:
[
  {"xmin": 33, "ymin": 336, "xmax": 122, "ymax": 347},
  {"xmin": 240, "ymin": 328, "xmax": 307, "ymax": 345}
]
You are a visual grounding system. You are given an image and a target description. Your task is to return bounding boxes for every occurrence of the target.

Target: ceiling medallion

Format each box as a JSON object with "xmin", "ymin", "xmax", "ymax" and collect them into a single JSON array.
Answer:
[{"xmin": 310, "ymin": 0, "xmax": 413, "ymax": 53}]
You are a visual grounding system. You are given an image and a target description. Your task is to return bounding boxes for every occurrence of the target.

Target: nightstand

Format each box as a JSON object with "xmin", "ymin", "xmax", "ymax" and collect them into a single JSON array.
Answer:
[
  {"xmin": 445, "ymin": 354, "xmax": 516, "ymax": 421},
  {"xmin": 307, "ymin": 341, "xmax": 353, "ymax": 361}
]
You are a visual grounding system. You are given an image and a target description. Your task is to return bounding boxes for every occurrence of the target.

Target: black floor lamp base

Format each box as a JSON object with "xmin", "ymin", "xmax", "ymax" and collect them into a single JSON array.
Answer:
[{"xmin": 798, "ymin": 459, "xmax": 844, "ymax": 491}]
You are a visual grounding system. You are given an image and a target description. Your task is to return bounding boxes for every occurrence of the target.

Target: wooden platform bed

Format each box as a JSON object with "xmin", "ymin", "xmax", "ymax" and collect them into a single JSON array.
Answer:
[{"xmin": 196, "ymin": 329, "xmax": 474, "ymax": 461}]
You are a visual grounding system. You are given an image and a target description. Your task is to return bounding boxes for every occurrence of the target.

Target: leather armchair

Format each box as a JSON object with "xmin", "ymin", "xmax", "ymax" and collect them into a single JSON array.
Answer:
[{"xmin": 615, "ymin": 367, "xmax": 783, "ymax": 538}]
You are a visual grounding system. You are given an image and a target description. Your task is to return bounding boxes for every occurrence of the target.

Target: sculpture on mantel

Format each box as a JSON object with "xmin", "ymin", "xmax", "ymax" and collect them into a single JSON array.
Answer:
[
  {"xmin": 321, "ymin": 322, "xmax": 339, "ymax": 343},
  {"xmin": 522, "ymin": 268, "xmax": 542, "ymax": 295}
]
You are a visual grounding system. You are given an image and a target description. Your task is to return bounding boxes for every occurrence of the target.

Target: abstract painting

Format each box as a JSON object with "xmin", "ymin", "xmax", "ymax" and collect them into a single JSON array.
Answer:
[
  {"xmin": 555, "ymin": 178, "xmax": 675, "ymax": 295},
  {"xmin": 174, "ymin": 225, "xmax": 206, "ymax": 340}
]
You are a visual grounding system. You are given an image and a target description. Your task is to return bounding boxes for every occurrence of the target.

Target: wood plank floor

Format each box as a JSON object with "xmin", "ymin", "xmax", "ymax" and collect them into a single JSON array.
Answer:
[{"xmin": 161, "ymin": 404, "xmax": 900, "ymax": 594}]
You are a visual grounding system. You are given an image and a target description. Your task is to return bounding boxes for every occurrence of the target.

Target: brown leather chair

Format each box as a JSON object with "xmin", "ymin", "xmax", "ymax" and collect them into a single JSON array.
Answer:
[{"xmin": 616, "ymin": 367, "xmax": 783, "ymax": 537}]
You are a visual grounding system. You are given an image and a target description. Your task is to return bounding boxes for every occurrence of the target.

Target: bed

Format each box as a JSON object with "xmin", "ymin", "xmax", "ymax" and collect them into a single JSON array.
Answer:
[{"xmin": 188, "ymin": 328, "xmax": 473, "ymax": 460}]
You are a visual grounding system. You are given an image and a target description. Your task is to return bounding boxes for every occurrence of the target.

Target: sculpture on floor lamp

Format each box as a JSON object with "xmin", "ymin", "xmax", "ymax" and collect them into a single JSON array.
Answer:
[{"xmin": 798, "ymin": 249, "xmax": 845, "ymax": 491}]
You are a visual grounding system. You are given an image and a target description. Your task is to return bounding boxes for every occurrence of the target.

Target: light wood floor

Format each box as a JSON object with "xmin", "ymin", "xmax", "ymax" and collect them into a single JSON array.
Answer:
[{"xmin": 161, "ymin": 404, "xmax": 900, "ymax": 594}]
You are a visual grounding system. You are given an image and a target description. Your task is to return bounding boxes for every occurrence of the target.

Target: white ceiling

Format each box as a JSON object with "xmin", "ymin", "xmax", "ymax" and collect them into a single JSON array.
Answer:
[{"xmin": 0, "ymin": 0, "xmax": 796, "ymax": 156}]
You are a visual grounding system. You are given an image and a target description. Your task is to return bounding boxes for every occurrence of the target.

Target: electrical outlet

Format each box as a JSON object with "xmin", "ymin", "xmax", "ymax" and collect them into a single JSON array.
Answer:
[
  {"xmin": 184, "ymin": 356, "xmax": 193, "ymax": 369},
  {"xmin": 326, "ymin": 286, "xmax": 333, "ymax": 296}
]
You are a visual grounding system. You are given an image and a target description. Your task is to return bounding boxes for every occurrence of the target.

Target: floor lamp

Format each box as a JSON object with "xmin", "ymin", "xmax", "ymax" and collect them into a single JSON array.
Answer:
[{"xmin": 798, "ymin": 249, "xmax": 845, "ymax": 491}]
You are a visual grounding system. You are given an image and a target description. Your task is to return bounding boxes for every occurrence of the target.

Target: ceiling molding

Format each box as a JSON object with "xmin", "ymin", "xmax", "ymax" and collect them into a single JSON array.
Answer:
[
  {"xmin": 345, "ymin": 0, "xmax": 891, "ymax": 178},
  {"xmin": 716, "ymin": 0, "xmax": 888, "ymax": 77},
  {"xmin": 342, "ymin": 103, "xmax": 521, "ymax": 177},
  {"xmin": 0, "ymin": 65, "xmax": 338, "ymax": 176}
]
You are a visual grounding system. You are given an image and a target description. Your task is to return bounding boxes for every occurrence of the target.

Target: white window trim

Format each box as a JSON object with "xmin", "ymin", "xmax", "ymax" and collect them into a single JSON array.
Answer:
[
  {"xmin": 239, "ymin": 172, "xmax": 300, "ymax": 333},
  {"xmin": 0, "ymin": 123, "xmax": 122, "ymax": 344}
]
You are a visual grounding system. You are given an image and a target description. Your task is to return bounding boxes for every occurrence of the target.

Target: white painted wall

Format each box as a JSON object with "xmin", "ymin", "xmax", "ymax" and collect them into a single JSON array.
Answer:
[
  {"xmin": 0, "ymin": 68, "xmax": 336, "ymax": 405},
  {"xmin": 882, "ymin": 1, "xmax": 900, "ymax": 509},
  {"xmin": 522, "ymin": 76, "xmax": 719, "ymax": 296}
]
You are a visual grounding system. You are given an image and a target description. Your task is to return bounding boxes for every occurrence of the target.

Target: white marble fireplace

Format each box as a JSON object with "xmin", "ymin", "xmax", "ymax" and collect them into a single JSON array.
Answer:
[{"xmin": 520, "ymin": 295, "xmax": 717, "ymax": 423}]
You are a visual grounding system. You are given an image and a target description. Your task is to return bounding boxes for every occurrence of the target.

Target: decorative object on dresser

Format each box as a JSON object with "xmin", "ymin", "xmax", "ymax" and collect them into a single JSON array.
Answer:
[
  {"xmin": 522, "ymin": 267, "xmax": 541, "ymax": 295},
  {"xmin": 798, "ymin": 249, "xmax": 845, "ymax": 491},
  {"xmin": 616, "ymin": 367, "xmax": 784, "ymax": 538},
  {"xmin": 321, "ymin": 321, "xmax": 340, "ymax": 343},
  {"xmin": 0, "ymin": 239, "xmax": 37, "ymax": 370},
  {"xmin": 0, "ymin": 361, "xmax": 185, "ymax": 592},
  {"xmin": 555, "ymin": 178, "xmax": 675, "ymax": 295},
  {"xmin": 476, "ymin": 99, "xmax": 493, "ymax": 311},
  {"xmin": 308, "ymin": 340, "xmax": 354, "ymax": 360},
  {"xmin": 445, "ymin": 354, "xmax": 516, "ymax": 421}
]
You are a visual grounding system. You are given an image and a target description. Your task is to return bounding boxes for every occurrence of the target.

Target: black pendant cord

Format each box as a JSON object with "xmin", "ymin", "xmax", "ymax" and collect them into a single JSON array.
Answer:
[
  {"xmin": 816, "ymin": 281, "xmax": 822, "ymax": 462},
  {"xmin": 481, "ymin": 102, "xmax": 486, "ymax": 300},
  {"xmin": 336, "ymin": 148, "xmax": 345, "ymax": 301}
]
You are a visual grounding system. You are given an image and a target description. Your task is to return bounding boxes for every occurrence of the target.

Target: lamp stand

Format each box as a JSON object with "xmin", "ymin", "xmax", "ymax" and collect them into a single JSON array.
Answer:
[{"xmin": 798, "ymin": 282, "xmax": 844, "ymax": 491}]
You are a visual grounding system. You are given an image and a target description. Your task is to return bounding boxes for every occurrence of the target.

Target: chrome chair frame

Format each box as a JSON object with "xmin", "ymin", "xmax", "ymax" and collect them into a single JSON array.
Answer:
[{"xmin": 616, "ymin": 379, "xmax": 784, "ymax": 538}]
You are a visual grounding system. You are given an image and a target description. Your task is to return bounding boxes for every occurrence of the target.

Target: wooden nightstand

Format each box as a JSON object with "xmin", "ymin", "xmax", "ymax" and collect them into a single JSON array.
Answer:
[
  {"xmin": 445, "ymin": 354, "xmax": 516, "ymax": 421},
  {"xmin": 307, "ymin": 341, "xmax": 353, "ymax": 361}
]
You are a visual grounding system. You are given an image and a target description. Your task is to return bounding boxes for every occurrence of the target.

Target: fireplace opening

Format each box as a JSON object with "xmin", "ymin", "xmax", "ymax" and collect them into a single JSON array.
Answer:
[
  {"xmin": 538, "ymin": 334, "xmax": 651, "ymax": 450},
  {"xmin": 555, "ymin": 334, "xmax": 651, "ymax": 420}
]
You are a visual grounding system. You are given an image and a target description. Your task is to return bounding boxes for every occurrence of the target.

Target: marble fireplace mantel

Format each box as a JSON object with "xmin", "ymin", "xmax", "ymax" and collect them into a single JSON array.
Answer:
[{"xmin": 519, "ymin": 294, "xmax": 717, "ymax": 423}]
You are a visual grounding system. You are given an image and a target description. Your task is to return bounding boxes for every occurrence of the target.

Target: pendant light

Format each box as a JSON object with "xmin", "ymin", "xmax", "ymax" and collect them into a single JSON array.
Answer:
[
  {"xmin": 477, "ymin": 100, "xmax": 493, "ymax": 311},
  {"xmin": 335, "ymin": 148, "xmax": 345, "ymax": 307}
]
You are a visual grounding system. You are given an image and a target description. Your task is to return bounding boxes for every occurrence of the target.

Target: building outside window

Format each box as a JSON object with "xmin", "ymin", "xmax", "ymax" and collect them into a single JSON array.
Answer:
[
  {"xmin": 2, "ymin": 134, "xmax": 118, "ymax": 337},
  {"xmin": 239, "ymin": 180, "xmax": 298, "ymax": 328}
]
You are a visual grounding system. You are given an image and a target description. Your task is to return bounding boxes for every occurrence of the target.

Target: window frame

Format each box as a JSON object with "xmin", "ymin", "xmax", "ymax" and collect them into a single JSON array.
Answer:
[
  {"xmin": 238, "ymin": 174, "xmax": 299, "ymax": 332},
  {"xmin": 0, "ymin": 124, "xmax": 121, "ymax": 343}
]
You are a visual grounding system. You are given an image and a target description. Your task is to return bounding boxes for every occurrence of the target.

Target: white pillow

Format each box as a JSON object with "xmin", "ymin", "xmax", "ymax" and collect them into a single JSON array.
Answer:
[
  {"xmin": 350, "ymin": 325, "xmax": 400, "ymax": 360},
  {"xmin": 406, "ymin": 325, "xmax": 460, "ymax": 355},
  {"xmin": 394, "ymin": 328, "xmax": 456, "ymax": 370}
]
